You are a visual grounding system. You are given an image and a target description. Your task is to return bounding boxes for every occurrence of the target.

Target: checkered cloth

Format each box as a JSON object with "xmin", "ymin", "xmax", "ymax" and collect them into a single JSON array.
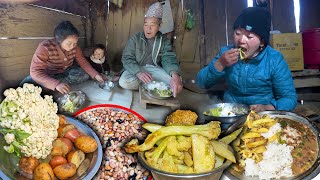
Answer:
[{"xmin": 145, "ymin": 2, "xmax": 163, "ymax": 18}]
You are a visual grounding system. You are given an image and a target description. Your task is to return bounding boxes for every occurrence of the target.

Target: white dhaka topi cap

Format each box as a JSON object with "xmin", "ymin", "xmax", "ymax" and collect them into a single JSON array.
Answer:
[{"xmin": 145, "ymin": 2, "xmax": 163, "ymax": 18}]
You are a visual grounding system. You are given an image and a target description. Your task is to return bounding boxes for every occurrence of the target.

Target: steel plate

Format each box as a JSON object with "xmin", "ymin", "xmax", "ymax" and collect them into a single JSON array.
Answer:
[{"xmin": 224, "ymin": 111, "xmax": 320, "ymax": 180}]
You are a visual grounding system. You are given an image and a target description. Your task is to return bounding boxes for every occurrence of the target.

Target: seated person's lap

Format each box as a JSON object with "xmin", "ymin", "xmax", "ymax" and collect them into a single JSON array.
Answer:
[{"xmin": 119, "ymin": 65, "xmax": 171, "ymax": 90}]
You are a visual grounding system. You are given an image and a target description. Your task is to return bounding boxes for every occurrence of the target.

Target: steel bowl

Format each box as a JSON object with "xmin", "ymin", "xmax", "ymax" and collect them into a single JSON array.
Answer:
[
  {"xmin": 56, "ymin": 91, "xmax": 87, "ymax": 115},
  {"xmin": 203, "ymin": 103, "xmax": 249, "ymax": 124},
  {"xmin": 98, "ymin": 80, "xmax": 115, "ymax": 91},
  {"xmin": 143, "ymin": 81, "xmax": 173, "ymax": 100},
  {"xmin": 0, "ymin": 116, "xmax": 103, "ymax": 180},
  {"xmin": 138, "ymin": 145, "xmax": 233, "ymax": 180},
  {"xmin": 225, "ymin": 111, "xmax": 320, "ymax": 180}
]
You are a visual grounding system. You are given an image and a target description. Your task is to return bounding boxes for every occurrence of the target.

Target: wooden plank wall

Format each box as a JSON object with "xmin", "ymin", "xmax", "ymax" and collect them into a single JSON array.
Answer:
[{"xmin": 0, "ymin": 4, "xmax": 88, "ymax": 86}]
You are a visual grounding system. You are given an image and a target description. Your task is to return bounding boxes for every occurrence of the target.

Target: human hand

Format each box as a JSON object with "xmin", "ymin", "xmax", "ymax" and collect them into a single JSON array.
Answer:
[
  {"xmin": 136, "ymin": 72, "xmax": 152, "ymax": 84},
  {"xmin": 250, "ymin": 104, "xmax": 275, "ymax": 112},
  {"xmin": 55, "ymin": 82, "xmax": 71, "ymax": 94},
  {"xmin": 170, "ymin": 73, "xmax": 183, "ymax": 97},
  {"xmin": 95, "ymin": 74, "xmax": 105, "ymax": 83},
  {"xmin": 215, "ymin": 48, "xmax": 240, "ymax": 71}
]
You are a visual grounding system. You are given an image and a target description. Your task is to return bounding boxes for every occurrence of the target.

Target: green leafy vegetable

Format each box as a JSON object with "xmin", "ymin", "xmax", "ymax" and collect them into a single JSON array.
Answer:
[{"xmin": 152, "ymin": 89, "xmax": 173, "ymax": 97}]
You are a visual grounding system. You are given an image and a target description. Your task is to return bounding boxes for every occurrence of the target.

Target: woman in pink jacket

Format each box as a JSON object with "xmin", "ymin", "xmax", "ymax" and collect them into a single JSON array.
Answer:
[{"xmin": 21, "ymin": 21, "xmax": 104, "ymax": 94}]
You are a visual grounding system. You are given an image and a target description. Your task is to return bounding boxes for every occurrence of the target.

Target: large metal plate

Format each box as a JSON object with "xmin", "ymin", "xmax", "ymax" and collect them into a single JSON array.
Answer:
[
  {"xmin": 0, "ymin": 116, "xmax": 103, "ymax": 180},
  {"xmin": 224, "ymin": 111, "xmax": 320, "ymax": 180}
]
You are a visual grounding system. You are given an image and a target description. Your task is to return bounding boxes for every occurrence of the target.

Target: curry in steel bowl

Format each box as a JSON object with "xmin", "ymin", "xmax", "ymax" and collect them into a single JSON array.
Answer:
[{"xmin": 226, "ymin": 111, "xmax": 320, "ymax": 180}]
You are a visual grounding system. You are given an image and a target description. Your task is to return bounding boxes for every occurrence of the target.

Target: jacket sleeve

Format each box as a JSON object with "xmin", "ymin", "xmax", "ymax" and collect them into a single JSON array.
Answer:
[
  {"xmin": 270, "ymin": 55, "xmax": 297, "ymax": 111},
  {"xmin": 196, "ymin": 48, "xmax": 225, "ymax": 89},
  {"xmin": 121, "ymin": 36, "xmax": 142, "ymax": 75},
  {"xmin": 160, "ymin": 36, "xmax": 180, "ymax": 76},
  {"xmin": 74, "ymin": 46, "xmax": 99, "ymax": 78},
  {"xmin": 30, "ymin": 43, "xmax": 60, "ymax": 90}
]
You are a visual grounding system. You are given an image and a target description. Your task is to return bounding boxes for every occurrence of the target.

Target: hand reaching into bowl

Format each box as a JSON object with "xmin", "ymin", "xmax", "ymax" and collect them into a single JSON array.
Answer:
[
  {"xmin": 94, "ymin": 74, "xmax": 105, "ymax": 83},
  {"xmin": 170, "ymin": 73, "xmax": 183, "ymax": 97},
  {"xmin": 56, "ymin": 82, "xmax": 71, "ymax": 94}
]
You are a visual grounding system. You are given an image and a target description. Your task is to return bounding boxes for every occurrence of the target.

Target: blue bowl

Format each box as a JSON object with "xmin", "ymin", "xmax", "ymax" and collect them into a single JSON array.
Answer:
[{"xmin": 0, "ymin": 116, "xmax": 102, "ymax": 180}]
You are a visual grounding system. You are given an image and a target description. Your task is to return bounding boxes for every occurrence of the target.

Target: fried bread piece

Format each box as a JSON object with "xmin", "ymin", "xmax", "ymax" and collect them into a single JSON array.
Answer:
[{"xmin": 165, "ymin": 110, "xmax": 198, "ymax": 126}]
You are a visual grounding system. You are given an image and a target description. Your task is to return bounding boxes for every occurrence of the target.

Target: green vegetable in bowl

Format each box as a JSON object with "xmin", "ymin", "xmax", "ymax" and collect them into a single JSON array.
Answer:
[
  {"xmin": 203, "ymin": 107, "xmax": 222, "ymax": 116},
  {"xmin": 152, "ymin": 88, "xmax": 173, "ymax": 97}
]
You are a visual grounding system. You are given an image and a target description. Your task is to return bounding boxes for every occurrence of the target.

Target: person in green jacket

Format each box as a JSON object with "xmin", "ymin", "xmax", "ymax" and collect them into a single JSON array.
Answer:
[{"xmin": 119, "ymin": 2, "xmax": 183, "ymax": 97}]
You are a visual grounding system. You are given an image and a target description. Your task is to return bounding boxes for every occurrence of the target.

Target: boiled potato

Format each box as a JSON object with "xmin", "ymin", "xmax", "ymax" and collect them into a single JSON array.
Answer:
[
  {"xmin": 74, "ymin": 135, "xmax": 98, "ymax": 153},
  {"xmin": 34, "ymin": 163, "xmax": 54, "ymax": 180},
  {"xmin": 53, "ymin": 163, "xmax": 77, "ymax": 180}
]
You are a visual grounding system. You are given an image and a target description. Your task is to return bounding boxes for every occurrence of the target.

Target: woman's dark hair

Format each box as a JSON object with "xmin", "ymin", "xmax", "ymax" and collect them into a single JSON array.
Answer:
[{"xmin": 54, "ymin": 21, "xmax": 79, "ymax": 43}]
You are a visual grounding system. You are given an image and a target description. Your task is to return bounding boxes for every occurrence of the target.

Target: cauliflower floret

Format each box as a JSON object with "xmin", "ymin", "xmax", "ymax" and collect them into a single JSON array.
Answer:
[
  {"xmin": 1, "ymin": 83, "xmax": 59, "ymax": 159},
  {"xmin": 4, "ymin": 133, "xmax": 15, "ymax": 144}
]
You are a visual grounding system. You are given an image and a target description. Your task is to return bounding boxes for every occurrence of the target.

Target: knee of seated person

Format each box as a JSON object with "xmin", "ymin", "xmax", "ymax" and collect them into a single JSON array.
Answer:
[{"xmin": 119, "ymin": 79, "xmax": 139, "ymax": 90}]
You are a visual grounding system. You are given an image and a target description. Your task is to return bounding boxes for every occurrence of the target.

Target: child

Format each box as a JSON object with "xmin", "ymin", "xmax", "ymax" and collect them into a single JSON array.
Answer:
[{"xmin": 88, "ymin": 44, "xmax": 110, "ymax": 75}]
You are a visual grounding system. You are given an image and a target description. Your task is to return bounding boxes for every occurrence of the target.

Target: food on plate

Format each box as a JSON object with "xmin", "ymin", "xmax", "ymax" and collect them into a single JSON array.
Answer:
[
  {"xmin": 0, "ymin": 84, "xmax": 59, "ymax": 159},
  {"xmin": 58, "ymin": 114, "xmax": 67, "ymax": 125},
  {"xmin": 192, "ymin": 134, "xmax": 215, "ymax": 173},
  {"xmin": 125, "ymin": 110, "xmax": 239, "ymax": 174},
  {"xmin": 239, "ymin": 47, "xmax": 246, "ymax": 60},
  {"xmin": 203, "ymin": 104, "xmax": 248, "ymax": 117},
  {"xmin": 64, "ymin": 128, "xmax": 82, "ymax": 142},
  {"xmin": 77, "ymin": 107, "xmax": 149, "ymax": 179},
  {"xmin": 50, "ymin": 146, "xmax": 64, "ymax": 156},
  {"xmin": 76, "ymin": 158, "xmax": 90, "ymax": 176},
  {"xmin": 165, "ymin": 109, "xmax": 198, "ymax": 126},
  {"xmin": 67, "ymin": 150, "xmax": 85, "ymax": 168},
  {"xmin": 60, "ymin": 92, "xmax": 81, "ymax": 113},
  {"xmin": 125, "ymin": 121, "xmax": 221, "ymax": 153},
  {"xmin": 53, "ymin": 163, "xmax": 77, "ymax": 179},
  {"xmin": 57, "ymin": 124, "xmax": 75, "ymax": 138},
  {"xmin": 49, "ymin": 155, "xmax": 68, "ymax": 169},
  {"xmin": 33, "ymin": 163, "xmax": 54, "ymax": 180},
  {"xmin": 19, "ymin": 156, "xmax": 40, "ymax": 177},
  {"xmin": 233, "ymin": 111, "xmax": 318, "ymax": 179},
  {"xmin": 52, "ymin": 138, "xmax": 73, "ymax": 156},
  {"xmin": 145, "ymin": 81, "xmax": 173, "ymax": 97},
  {"xmin": 74, "ymin": 135, "xmax": 98, "ymax": 153}
]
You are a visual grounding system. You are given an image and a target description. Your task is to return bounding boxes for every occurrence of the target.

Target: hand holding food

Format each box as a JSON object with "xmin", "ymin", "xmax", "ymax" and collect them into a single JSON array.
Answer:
[{"xmin": 215, "ymin": 48, "xmax": 239, "ymax": 70}]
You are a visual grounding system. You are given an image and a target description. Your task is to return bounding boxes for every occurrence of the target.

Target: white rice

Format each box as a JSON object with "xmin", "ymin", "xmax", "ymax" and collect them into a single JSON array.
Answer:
[
  {"xmin": 261, "ymin": 123, "xmax": 282, "ymax": 138},
  {"xmin": 244, "ymin": 142, "xmax": 293, "ymax": 179},
  {"xmin": 220, "ymin": 108, "xmax": 235, "ymax": 117},
  {"xmin": 146, "ymin": 81, "xmax": 169, "ymax": 91}
]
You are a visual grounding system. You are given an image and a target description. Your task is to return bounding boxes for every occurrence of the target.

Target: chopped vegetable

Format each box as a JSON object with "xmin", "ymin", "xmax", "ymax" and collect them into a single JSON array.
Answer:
[
  {"xmin": 239, "ymin": 48, "xmax": 246, "ymax": 60},
  {"xmin": 124, "ymin": 121, "xmax": 221, "ymax": 153},
  {"xmin": 203, "ymin": 107, "xmax": 222, "ymax": 116},
  {"xmin": 152, "ymin": 89, "xmax": 172, "ymax": 97}
]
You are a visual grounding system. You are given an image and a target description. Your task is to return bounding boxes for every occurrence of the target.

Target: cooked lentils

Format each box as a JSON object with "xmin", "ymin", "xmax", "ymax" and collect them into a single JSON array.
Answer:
[{"xmin": 77, "ymin": 107, "xmax": 149, "ymax": 180}]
